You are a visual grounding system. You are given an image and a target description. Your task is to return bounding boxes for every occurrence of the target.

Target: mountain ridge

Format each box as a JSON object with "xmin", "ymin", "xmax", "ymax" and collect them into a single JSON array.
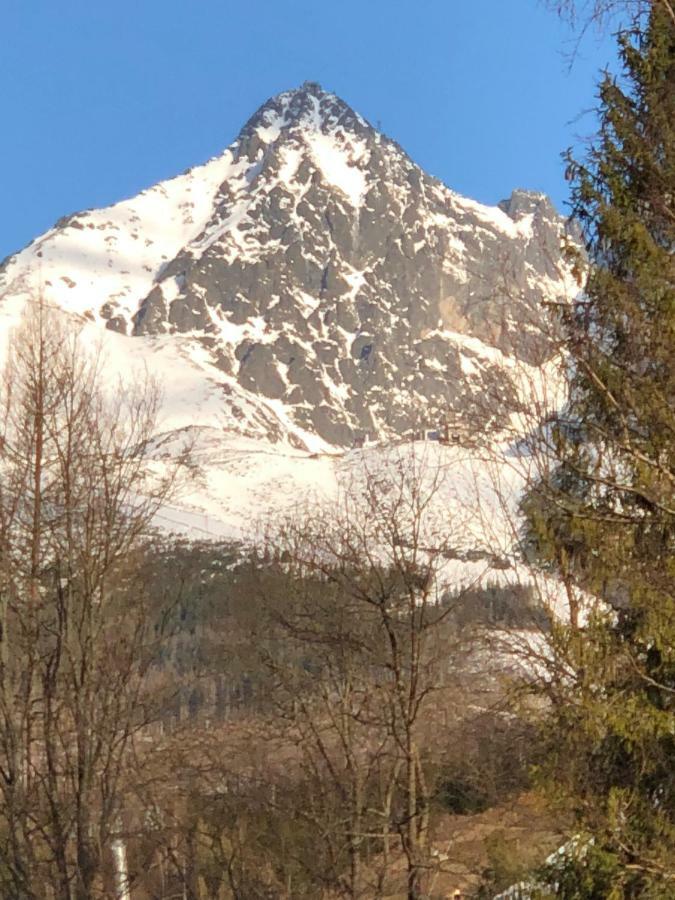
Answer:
[{"xmin": 0, "ymin": 82, "xmax": 575, "ymax": 451}]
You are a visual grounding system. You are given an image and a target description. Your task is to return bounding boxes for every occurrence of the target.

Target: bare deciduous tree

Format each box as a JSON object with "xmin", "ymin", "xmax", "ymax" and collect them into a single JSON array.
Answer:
[
  {"xmin": 0, "ymin": 299, "xmax": 180, "ymax": 899},
  {"xmin": 256, "ymin": 450, "xmax": 484, "ymax": 899}
]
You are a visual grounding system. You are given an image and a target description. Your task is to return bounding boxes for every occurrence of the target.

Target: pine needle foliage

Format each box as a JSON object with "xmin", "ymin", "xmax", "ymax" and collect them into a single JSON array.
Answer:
[{"xmin": 526, "ymin": 4, "xmax": 675, "ymax": 895}]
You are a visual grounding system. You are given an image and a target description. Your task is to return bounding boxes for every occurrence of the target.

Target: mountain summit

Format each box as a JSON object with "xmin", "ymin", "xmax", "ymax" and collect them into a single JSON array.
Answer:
[
  {"xmin": 241, "ymin": 81, "xmax": 372, "ymax": 141},
  {"xmin": 0, "ymin": 84, "xmax": 575, "ymax": 448}
]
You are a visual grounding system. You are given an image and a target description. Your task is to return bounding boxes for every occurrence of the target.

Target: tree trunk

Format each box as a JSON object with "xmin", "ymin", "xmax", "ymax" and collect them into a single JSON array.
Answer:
[{"xmin": 112, "ymin": 837, "xmax": 131, "ymax": 900}]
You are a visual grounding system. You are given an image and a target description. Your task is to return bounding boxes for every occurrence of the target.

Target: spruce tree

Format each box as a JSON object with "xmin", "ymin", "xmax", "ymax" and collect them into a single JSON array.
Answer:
[{"xmin": 526, "ymin": 4, "xmax": 674, "ymax": 895}]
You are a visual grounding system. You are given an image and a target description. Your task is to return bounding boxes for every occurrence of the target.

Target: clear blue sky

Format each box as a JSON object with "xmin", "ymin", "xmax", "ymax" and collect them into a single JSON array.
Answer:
[{"xmin": 1, "ymin": 0, "xmax": 618, "ymax": 261}]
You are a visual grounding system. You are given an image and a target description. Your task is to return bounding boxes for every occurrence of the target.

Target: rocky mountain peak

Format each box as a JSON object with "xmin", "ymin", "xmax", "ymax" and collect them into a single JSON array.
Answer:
[
  {"xmin": 498, "ymin": 188, "xmax": 556, "ymax": 224},
  {"xmin": 0, "ymin": 86, "xmax": 577, "ymax": 450},
  {"xmin": 240, "ymin": 81, "xmax": 371, "ymax": 145},
  {"xmin": 222, "ymin": 83, "xmax": 376, "ymax": 213}
]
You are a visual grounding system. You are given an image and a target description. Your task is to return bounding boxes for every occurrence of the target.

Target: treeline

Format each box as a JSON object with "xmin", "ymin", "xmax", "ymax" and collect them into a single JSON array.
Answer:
[{"xmin": 136, "ymin": 484, "xmax": 552, "ymax": 897}]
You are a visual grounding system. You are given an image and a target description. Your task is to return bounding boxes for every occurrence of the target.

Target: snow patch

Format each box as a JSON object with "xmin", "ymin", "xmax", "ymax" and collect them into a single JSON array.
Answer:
[{"xmin": 304, "ymin": 131, "xmax": 367, "ymax": 207}]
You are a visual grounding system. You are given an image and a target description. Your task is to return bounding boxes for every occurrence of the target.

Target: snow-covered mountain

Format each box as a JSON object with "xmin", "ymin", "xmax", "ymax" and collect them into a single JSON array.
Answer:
[
  {"xmin": 0, "ymin": 82, "xmax": 575, "ymax": 570},
  {"xmin": 1, "ymin": 83, "xmax": 574, "ymax": 444}
]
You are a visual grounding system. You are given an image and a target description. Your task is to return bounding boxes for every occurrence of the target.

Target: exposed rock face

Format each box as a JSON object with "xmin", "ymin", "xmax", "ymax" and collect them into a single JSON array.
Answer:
[{"xmin": 0, "ymin": 82, "xmax": 575, "ymax": 448}]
